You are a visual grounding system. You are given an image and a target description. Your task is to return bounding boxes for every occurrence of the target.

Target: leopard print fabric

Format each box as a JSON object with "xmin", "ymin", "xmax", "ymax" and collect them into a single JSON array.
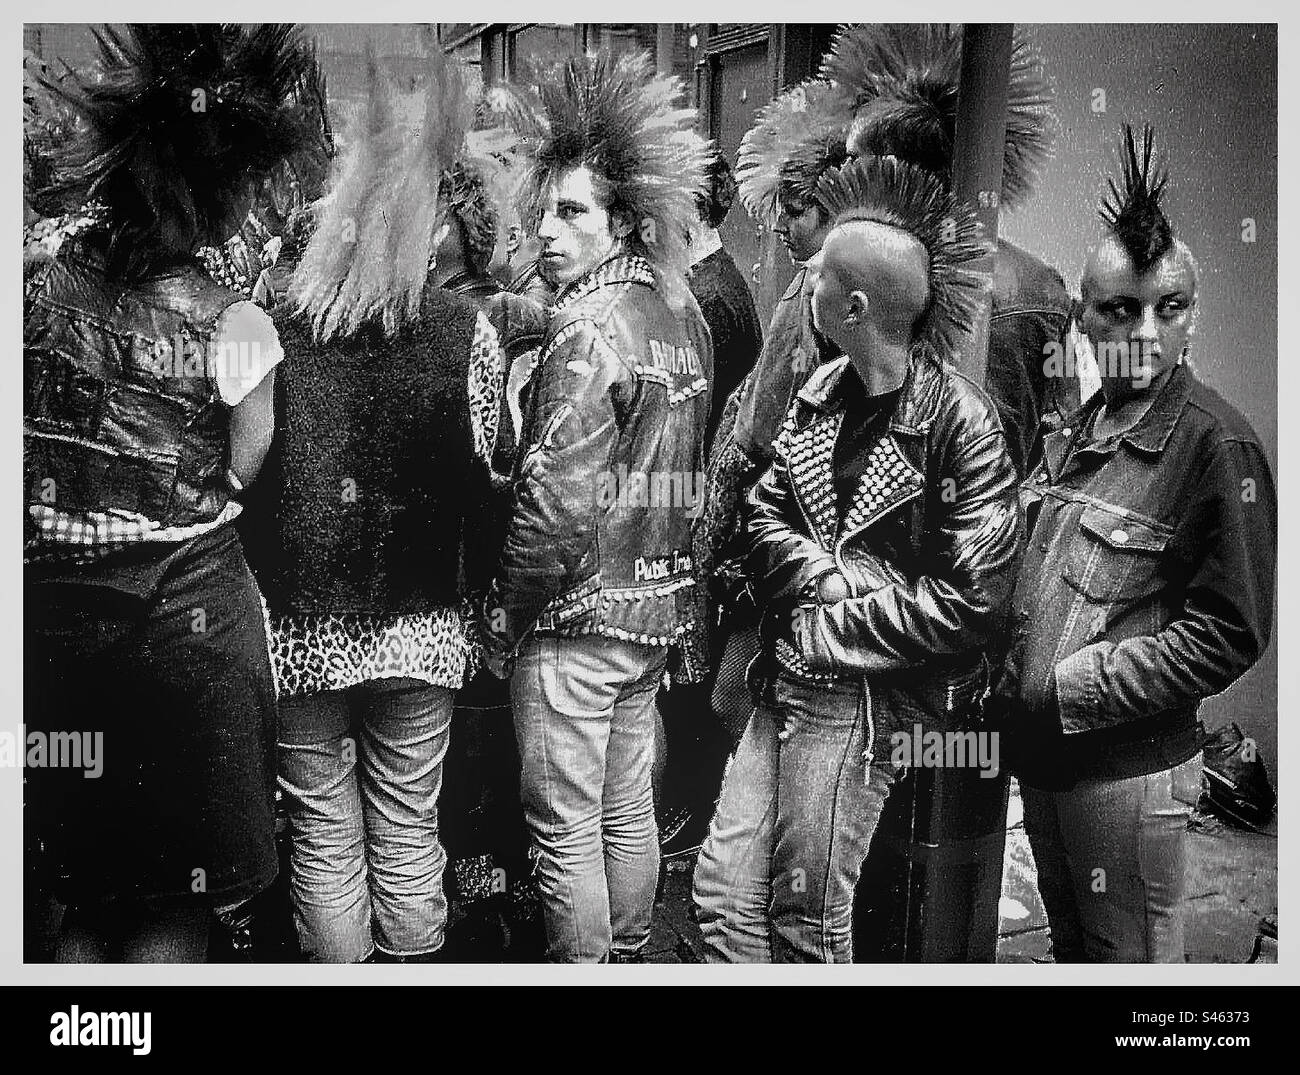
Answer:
[{"xmin": 270, "ymin": 609, "xmax": 481, "ymax": 698}]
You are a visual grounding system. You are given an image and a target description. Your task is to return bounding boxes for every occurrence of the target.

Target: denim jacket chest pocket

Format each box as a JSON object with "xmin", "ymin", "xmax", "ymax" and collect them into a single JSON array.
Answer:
[{"xmin": 1062, "ymin": 503, "xmax": 1173, "ymax": 611}]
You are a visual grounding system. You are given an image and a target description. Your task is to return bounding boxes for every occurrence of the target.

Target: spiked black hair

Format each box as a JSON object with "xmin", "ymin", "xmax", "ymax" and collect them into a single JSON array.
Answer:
[
  {"xmin": 816, "ymin": 155, "xmax": 987, "ymax": 359},
  {"xmin": 36, "ymin": 24, "xmax": 330, "ymax": 284},
  {"xmin": 497, "ymin": 51, "xmax": 709, "ymax": 307},
  {"xmin": 443, "ymin": 159, "xmax": 500, "ymax": 276},
  {"xmin": 1099, "ymin": 123, "xmax": 1174, "ymax": 272}
]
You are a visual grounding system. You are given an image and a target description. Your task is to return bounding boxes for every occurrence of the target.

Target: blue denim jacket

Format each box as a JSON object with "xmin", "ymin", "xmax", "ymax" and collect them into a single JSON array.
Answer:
[{"xmin": 996, "ymin": 360, "xmax": 1276, "ymax": 785}]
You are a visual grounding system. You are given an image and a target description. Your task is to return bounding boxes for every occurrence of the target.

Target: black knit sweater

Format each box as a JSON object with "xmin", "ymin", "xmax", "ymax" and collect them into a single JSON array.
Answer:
[{"xmin": 242, "ymin": 288, "xmax": 487, "ymax": 616}]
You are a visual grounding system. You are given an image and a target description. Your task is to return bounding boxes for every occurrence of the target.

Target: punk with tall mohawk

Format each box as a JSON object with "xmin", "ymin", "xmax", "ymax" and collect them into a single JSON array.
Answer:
[
  {"xmin": 722, "ymin": 77, "xmax": 853, "ymax": 465},
  {"xmin": 692, "ymin": 77, "xmax": 853, "ymax": 739},
  {"xmin": 24, "ymin": 25, "xmax": 330, "ymax": 963},
  {"xmin": 692, "ymin": 152, "xmax": 1023, "ymax": 964},
  {"xmin": 817, "ymin": 22, "xmax": 1074, "ymax": 476},
  {"xmin": 994, "ymin": 119, "xmax": 1274, "ymax": 965},
  {"xmin": 483, "ymin": 52, "xmax": 715, "ymax": 962},
  {"xmin": 1079, "ymin": 121, "xmax": 1199, "ymax": 392},
  {"xmin": 496, "ymin": 50, "xmax": 711, "ymax": 309},
  {"xmin": 822, "ymin": 23, "xmax": 1055, "ymax": 210},
  {"xmin": 734, "ymin": 77, "xmax": 854, "ymax": 229}
]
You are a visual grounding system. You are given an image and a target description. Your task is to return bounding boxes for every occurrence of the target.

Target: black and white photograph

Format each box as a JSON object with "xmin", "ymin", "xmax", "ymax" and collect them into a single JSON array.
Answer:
[{"xmin": 5, "ymin": 3, "xmax": 1294, "ymax": 1051}]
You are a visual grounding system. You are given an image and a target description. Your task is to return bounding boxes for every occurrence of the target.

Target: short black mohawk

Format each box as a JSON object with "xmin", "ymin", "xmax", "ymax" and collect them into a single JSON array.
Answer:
[{"xmin": 1098, "ymin": 123, "xmax": 1174, "ymax": 272}]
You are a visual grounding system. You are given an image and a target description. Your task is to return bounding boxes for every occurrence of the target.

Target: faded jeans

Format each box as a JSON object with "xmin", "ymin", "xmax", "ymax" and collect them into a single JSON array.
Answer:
[
  {"xmin": 277, "ymin": 677, "xmax": 453, "ymax": 962},
  {"xmin": 511, "ymin": 634, "xmax": 666, "ymax": 962},
  {"xmin": 693, "ymin": 674, "xmax": 901, "ymax": 962},
  {"xmin": 1021, "ymin": 753, "xmax": 1204, "ymax": 963}
]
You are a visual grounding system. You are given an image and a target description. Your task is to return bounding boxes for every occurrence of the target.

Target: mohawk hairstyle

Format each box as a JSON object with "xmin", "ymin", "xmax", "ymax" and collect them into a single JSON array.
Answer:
[
  {"xmin": 292, "ymin": 45, "xmax": 506, "ymax": 341},
  {"xmin": 1099, "ymin": 123, "xmax": 1174, "ymax": 273},
  {"xmin": 821, "ymin": 24, "xmax": 1055, "ymax": 211},
  {"xmin": 735, "ymin": 78, "xmax": 855, "ymax": 226},
  {"xmin": 816, "ymin": 155, "xmax": 987, "ymax": 360},
  {"xmin": 36, "ymin": 24, "xmax": 330, "ymax": 283},
  {"xmin": 495, "ymin": 51, "xmax": 709, "ymax": 307},
  {"xmin": 777, "ymin": 131, "xmax": 850, "ymax": 212}
]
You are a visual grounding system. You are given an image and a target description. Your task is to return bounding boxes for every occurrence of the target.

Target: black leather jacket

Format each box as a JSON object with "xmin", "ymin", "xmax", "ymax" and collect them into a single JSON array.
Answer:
[
  {"xmin": 25, "ymin": 247, "xmax": 238, "ymax": 536},
  {"xmin": 491, "ymin": 254, "xmax": 713, "ymax": 650},
  {"xmin": 746, "ymin": 353, "xmax": 1022, "ymax": 729}
]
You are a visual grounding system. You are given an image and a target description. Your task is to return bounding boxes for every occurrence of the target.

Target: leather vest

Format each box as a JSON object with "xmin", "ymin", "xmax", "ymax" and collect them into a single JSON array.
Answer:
[{"xmin": 24, "ymin": 250, "xmax": 239, "ymax": 528}]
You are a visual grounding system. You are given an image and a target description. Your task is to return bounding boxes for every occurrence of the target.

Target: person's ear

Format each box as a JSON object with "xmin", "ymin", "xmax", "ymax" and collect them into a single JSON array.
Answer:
[{"xmin": 844, "ymin": 289, "xmax": 869, "ymax": 326}]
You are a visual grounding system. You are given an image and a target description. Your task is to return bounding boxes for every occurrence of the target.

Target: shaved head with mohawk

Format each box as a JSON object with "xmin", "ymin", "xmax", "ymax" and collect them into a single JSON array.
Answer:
[
  {"xmin": 1097, "ymin": 122, "xmax": 1175, "ymax": 273},
  {"xmin": 815, "ymin": 22, "xmax": 1075, "ymax": 476},
  {"xmin": 810, "ymin": 155, "xmax": 985, "ymax": 389}
]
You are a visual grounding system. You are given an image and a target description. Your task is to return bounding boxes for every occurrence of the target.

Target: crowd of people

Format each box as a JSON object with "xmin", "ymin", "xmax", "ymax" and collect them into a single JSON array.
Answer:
[{"xmin": 23, "ymin": 23, "xmax": 1276, "ymax": 965}]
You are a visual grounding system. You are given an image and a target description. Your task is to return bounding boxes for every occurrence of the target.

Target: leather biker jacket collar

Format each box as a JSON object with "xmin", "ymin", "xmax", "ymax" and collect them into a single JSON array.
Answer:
[
  {"xmin": 794, "ymin": 350, "xmax": 945, "ymax": 439},
  {"xmin": 554, "ymin": 253, "xmax": 656, "ymax": 313}
]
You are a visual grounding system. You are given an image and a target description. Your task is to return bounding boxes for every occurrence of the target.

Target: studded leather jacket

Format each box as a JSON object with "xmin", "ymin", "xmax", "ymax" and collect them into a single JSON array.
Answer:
[
  {"xmin": 490, "ymin": 254, "xmax": 713, "ymax": 651},
  {"xmin": 746, "ymin": 353, "xmax": 1023, "ymax": 730}
]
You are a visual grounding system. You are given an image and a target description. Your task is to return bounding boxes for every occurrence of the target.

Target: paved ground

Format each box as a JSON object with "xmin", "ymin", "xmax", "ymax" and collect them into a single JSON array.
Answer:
[
  {"xmin": 641, "ymin": 780, "xmax": 1279, "ymax": 964},
  {"xmin": 26, "ymin": 784, "xmax": 1276, "ymax": 965}
]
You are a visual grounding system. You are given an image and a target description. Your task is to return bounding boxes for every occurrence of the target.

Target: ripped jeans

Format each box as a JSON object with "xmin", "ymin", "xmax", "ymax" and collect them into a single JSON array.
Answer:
[{"xmin": 693, "ymin": 673, "xmax": 902, "ymax": 962}]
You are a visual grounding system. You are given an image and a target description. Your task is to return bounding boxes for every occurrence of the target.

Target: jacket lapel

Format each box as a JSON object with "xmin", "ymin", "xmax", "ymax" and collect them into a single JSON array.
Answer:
[
  {"xmin": 785, "ymin": 409, "xmax": 843, "ymax": 550},
  {"xmin": 836, "ymin": 432, "xmax": 925, "ymax": 548}
]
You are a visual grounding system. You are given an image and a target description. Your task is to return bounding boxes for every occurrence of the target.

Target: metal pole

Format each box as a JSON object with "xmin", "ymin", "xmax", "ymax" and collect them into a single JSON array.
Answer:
[
  {"xmin": 945, "ymin": 22, "xmax": 1013, "ymax": 962},
  {"xmin": 950, "ymin": 24, "xmax": 1013, "ymax": 389},
  {"xmin": 856, "ymin": 24, "xmax": 1018, "ymax": 965}
]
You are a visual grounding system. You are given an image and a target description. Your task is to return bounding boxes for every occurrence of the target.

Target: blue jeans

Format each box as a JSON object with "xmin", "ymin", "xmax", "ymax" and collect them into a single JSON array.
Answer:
[
  {"xmin": 693, "ymin": 674, "xmax": 901, "ymax": 962},
  {"xmin": 277, "ymin": 678, "xmax": 453, "ymax": 962},
  {"xmin": 1021, "ymin": 753, "xmax": 1203, "ymax": 962},
  {"xmin": 511, "ymin": 634, "xmax": 666, "ymax": 962}
]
